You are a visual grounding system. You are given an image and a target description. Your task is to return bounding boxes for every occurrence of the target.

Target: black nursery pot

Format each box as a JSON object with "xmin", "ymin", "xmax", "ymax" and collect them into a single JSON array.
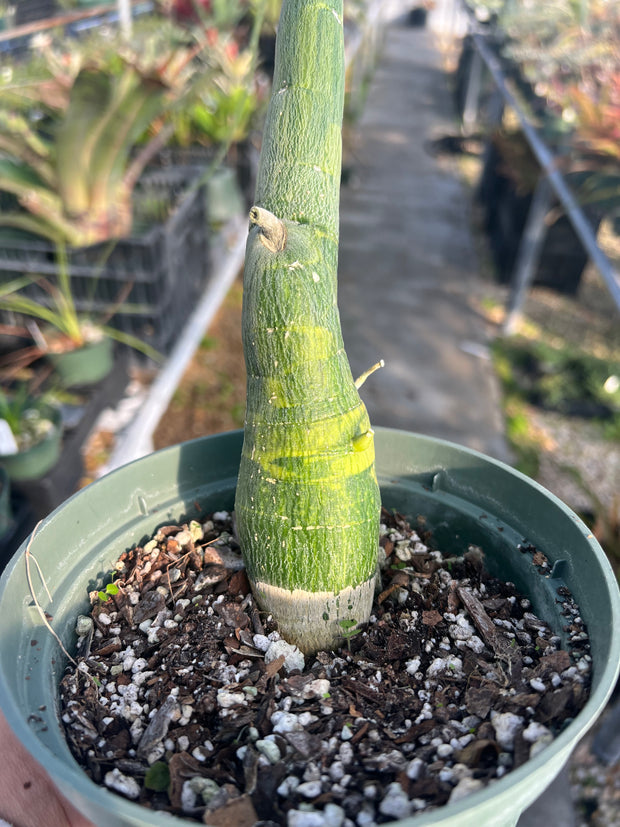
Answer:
[{"xmin": 478, "ymin": 146, "xmax": 604, "ymax": 295}]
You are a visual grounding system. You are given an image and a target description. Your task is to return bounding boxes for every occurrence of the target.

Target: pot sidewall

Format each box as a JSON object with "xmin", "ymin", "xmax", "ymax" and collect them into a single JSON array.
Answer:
[
  {"xmin": 0, "ymin": 428, "xmax": 618, "ymax": 827},
  {"xmin": 48, "ymin": 336, "xmax": 114, "ymax": 388},
  {"xmin": 0, "ymin": 467, "xmax": 11, "ymax": 535},
  {"xmin": 0, "ymin": 407, "xmax": 62, "ymax": 481}
]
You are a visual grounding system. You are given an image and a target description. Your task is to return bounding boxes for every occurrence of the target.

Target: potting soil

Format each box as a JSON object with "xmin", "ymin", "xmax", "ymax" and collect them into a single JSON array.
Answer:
[{"xmin": 59, "ymin": 509, "xmax": 591, "ymax": 825}]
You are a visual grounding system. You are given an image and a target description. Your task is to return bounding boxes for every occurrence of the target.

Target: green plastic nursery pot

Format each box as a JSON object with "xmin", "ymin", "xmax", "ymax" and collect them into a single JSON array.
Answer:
[
  {"xmin": 0, "ymin": 407, "xmax": 62, "ymax": 482},
  {"xmin": 206, "ymin": 166, "xmax": 245, "ymax": 225},
  {"xmin": 0, "ymin": 428, "xmax": 618, "ymax": 827},
  {"xmin": 48, "ymin": 336, "xmax": 114, "ymax": 388},
  {"xmin": 0, "ymin": 467, "xmax": 11, "ymax": 537}
]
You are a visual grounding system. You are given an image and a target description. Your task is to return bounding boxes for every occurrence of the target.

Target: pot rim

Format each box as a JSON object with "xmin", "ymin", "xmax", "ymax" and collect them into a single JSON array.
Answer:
[{"xmin": 0, "ymin": 427, "xmax": 618, "ymax": 826}]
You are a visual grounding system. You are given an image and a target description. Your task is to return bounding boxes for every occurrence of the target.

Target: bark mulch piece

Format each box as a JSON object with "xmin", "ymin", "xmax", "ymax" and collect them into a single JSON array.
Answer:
[{"xmin": 59, "ymin": 508, "xmax": 591, "ymax": 825}]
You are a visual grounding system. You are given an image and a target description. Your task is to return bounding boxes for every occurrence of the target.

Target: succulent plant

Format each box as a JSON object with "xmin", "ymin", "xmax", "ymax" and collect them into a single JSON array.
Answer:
[{"xmin": 235, "ymin": 0, "xmax": 381, "ymax": 653}]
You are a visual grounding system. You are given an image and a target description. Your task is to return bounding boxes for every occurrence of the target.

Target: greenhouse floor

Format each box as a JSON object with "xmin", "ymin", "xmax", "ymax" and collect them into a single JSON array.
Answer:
[{"xmin": 338, "ymin": 12, "xmax": 509, "ymax": 464}]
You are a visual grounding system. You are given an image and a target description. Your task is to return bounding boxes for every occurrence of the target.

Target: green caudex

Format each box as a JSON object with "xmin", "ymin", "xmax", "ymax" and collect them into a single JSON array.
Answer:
[{"xmin": 235, "ymin": 0, "xmax": 382, "ymax": 653}]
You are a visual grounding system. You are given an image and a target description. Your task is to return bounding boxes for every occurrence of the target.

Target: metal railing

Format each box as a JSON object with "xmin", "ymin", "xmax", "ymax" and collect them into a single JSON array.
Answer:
[
  {"xmin": 454, "ymin": 4, "xmax": 620, "ymax": 331},
  {"xmin": 0, "ymin": 2, "xmax": 153, "ymax": 52}
]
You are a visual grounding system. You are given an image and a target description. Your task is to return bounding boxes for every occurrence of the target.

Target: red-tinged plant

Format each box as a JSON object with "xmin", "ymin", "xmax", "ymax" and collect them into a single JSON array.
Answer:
[{"xmin": 564, "ymin": 73, "xmax": 620, "ymax": 165}]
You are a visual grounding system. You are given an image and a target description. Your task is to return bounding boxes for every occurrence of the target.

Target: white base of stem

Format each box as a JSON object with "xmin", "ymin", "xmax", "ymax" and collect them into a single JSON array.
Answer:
[{"xmin": 252, "ymin": 577, "xmax": 377, "ymax": 654}]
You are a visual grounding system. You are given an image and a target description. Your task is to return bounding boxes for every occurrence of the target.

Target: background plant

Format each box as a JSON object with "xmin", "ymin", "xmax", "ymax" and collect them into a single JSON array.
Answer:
[
  {"xmin": 0, "ymin": 20, "xmax": 209, "ymax": 246},
  {"xmin": 167, "ymin": 26, "xmax": 264, "ymax": 149},
  {"xmin": 466, "ymin": 0, "xmax": 620, "ymax": 220},
  {"xmin": 0, "ymin": 383, "xmax": 58, "ymax": 452},
  {"xmin": 0, "ymin": 242, "xmax": 161, "ymax": 360}
]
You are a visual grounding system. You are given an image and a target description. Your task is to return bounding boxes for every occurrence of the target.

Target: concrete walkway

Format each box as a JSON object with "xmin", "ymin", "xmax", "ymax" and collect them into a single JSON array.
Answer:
[
  {"xmin": 338, "ymin": 16, "xmax": 508, "ymax": 462},
  {"xmin": 337, "ymin": 14, "xmax": 574, "ymax": 827}
]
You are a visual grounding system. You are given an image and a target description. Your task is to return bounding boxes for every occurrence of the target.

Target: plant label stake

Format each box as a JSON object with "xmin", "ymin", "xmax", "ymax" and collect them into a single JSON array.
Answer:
[{"xmin": 0, "ymin": 420, "xmax": 18, "ymax": 455}]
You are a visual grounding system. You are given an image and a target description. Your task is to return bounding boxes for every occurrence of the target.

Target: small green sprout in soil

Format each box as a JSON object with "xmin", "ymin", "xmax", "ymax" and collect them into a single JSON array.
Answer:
[{"xmin": 97, "ymin": 582, "xmax": 119, "ymax": 603}]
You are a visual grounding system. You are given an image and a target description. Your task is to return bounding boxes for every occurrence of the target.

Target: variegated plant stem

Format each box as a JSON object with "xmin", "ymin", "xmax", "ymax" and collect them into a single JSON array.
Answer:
[{"xmin": 235, "ymin": 0, "xmax": 381, "ymax": 653}]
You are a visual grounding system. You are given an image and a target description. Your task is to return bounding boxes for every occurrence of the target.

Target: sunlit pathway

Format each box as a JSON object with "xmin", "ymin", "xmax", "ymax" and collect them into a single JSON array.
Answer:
[{"xmin": 338, "ymin": 16, "xmax": 509, "ymax": 461}]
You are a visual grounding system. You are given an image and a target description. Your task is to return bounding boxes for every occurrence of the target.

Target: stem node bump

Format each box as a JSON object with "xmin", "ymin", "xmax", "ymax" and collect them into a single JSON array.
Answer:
[{"xmin": 250, "ymin": 206, "xmax": 287, "ymax": 253}]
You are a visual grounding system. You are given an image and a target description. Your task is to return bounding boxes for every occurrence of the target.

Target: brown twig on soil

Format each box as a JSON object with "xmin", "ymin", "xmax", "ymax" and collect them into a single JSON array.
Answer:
[
  {"xmin": 457, "ymin": 585, "xmax": 518, "ymax": 675},
  {"xmin": 457, "ymin": 585, "xmax": 501, "ymax": 651}
]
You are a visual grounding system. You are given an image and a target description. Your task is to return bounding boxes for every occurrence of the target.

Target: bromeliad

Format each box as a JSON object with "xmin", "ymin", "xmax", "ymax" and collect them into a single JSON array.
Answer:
[{"xmin": 0, "ymin": 29, "xmax": 203, "ymax": 247}]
